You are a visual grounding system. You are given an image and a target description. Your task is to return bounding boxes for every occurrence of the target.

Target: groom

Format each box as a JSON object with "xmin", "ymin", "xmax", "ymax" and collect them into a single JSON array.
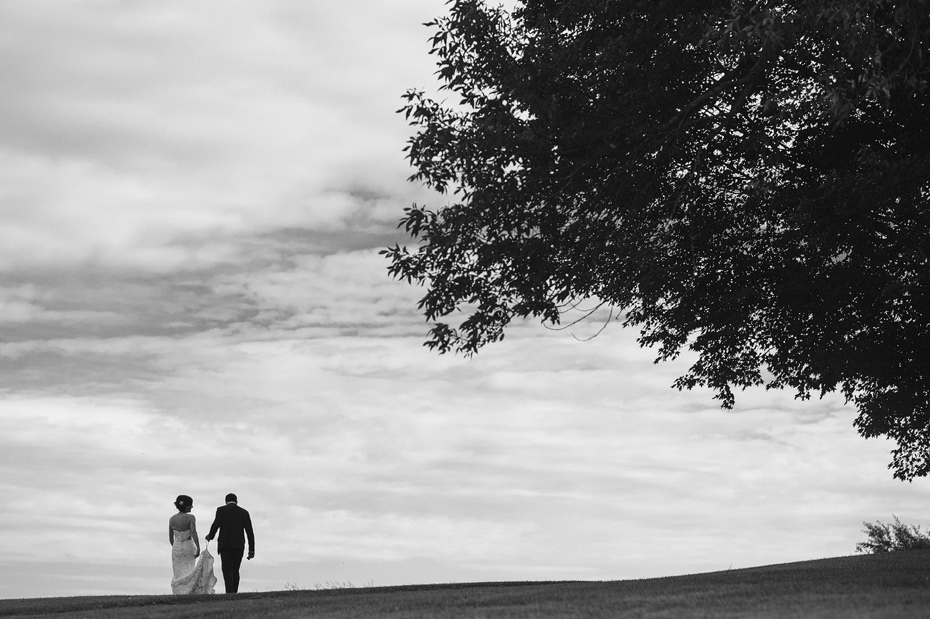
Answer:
[{"xmin": 205, "ymin": 493, "xmax": 255, "ymax": 593}]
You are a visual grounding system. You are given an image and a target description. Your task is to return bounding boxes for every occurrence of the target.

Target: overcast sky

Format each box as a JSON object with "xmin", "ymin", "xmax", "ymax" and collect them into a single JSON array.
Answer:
[{"xmin": 0, "ymin": 0, "xmax": 926, "ymax": 600}]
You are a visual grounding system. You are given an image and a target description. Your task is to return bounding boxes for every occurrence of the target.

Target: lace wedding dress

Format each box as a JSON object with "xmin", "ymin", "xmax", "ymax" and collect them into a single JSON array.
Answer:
[{"xmin": 171, "ymin": 529, "xmax": 217, "ymax": 594}]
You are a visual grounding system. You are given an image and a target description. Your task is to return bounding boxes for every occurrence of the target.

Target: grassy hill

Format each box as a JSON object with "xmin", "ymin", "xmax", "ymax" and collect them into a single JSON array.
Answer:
[{"xmin": 2, "ymin": 552, "xmax": 930, "ymax": 618}]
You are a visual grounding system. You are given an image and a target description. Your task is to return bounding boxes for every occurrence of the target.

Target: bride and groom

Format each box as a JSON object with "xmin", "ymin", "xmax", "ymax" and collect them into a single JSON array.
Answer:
[{"xmin": 169, "ymin": 493, "xmax": 256, "ymax": 594}]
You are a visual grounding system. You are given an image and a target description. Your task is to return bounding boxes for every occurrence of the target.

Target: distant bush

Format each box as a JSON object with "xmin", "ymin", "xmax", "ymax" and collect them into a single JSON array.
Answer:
[{"xmin": 856, "ymin": 516, "xmax": 930, "ymax": 554}]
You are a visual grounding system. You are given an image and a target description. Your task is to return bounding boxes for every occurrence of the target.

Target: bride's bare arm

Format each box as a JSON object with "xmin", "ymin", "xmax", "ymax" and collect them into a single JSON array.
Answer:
[
  {"xmin": 190, "ymin": 516, "xmax": 201, "ymax": 555},
  {"xmin": 168, "ymin": 523, "xmax": 174, "ymax": 545}
]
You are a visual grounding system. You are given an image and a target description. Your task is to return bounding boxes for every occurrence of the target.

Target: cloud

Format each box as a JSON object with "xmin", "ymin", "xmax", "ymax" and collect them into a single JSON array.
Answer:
[{"xmin": 0, "ymin": 0, "xmax": 439, "ymax": 273}]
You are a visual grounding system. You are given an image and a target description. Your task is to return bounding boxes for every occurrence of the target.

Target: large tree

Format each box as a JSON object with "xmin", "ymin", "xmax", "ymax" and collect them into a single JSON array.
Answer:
[{"xmin": 385, "ymin": 0, "xmax": 930, "ymax": 479}]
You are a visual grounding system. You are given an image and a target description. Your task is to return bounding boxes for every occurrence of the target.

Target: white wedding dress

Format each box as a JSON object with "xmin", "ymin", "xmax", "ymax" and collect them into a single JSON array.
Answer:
[{"xmin": 171, "ymin": 529, "xmax": 217, "ymax": 595}]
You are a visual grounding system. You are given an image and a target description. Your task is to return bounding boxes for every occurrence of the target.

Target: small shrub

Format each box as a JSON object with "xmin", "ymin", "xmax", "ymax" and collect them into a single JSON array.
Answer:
[{"xmin": 856, "ymin": 515, "xmax": 930, "ymax": 553}]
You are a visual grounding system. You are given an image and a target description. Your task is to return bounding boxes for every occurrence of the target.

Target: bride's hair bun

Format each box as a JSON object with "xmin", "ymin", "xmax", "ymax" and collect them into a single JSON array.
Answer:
[{"xmin": 174, "ymin": 495, "xmax": 193, "ymax": 512}]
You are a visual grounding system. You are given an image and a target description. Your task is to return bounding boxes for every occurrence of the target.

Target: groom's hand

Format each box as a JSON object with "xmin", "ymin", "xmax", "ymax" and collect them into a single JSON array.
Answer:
[{"xmin": 247, "ymin": 551, "xmax": 254, "ymax": 560}]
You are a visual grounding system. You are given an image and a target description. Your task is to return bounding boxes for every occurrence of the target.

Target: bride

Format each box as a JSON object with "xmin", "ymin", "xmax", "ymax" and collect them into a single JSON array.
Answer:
[{"xmin": 169, "ymin": 494, "xmax": 217, "ymax": 594}]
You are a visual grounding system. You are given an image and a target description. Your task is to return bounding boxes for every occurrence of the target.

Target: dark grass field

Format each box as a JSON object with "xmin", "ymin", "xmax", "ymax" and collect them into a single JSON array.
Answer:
[{"xmin": 3, "ymin": 552, "xmax": 930, "ymax": 618}]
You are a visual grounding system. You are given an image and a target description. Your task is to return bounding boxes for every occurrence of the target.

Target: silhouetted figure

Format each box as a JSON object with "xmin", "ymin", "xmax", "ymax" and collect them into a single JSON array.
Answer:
[{"xmin": 205, "ymin": 493, "xmax": 255, "ymax": 593}]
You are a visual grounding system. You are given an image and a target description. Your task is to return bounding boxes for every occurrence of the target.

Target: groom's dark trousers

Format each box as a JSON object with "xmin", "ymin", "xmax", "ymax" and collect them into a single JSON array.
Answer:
[
  {"xmin": 206, "ymin": 503, "xmax": 255, "ymax": 593},
  {"xmin": 220, "ymin": 548, "xmax": 244, "ymax": 593}
]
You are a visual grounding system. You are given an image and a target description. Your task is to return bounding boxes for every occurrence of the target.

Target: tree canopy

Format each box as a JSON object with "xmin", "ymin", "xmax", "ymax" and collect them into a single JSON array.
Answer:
[{"xmin": 384, "ymin": 0, "xmax": 930, "ymax": 479}]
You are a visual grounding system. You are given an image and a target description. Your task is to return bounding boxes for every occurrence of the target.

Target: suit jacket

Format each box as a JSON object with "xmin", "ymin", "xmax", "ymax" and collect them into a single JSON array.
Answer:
[{"xmin": 207, "ymin": 503, "xmax": 255, "ymax": 554}]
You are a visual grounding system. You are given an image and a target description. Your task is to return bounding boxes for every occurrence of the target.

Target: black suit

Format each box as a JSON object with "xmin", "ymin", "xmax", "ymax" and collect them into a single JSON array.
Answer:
[{"xmin": 206, "ymin": 503, "xmax": 255, "ymax": 593}]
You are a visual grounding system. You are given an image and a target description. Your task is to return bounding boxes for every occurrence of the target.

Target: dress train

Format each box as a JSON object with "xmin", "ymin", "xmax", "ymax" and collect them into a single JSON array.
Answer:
[{"xmin": 170, "ymin": 530, "xmax": 217, "ymax": 594}]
